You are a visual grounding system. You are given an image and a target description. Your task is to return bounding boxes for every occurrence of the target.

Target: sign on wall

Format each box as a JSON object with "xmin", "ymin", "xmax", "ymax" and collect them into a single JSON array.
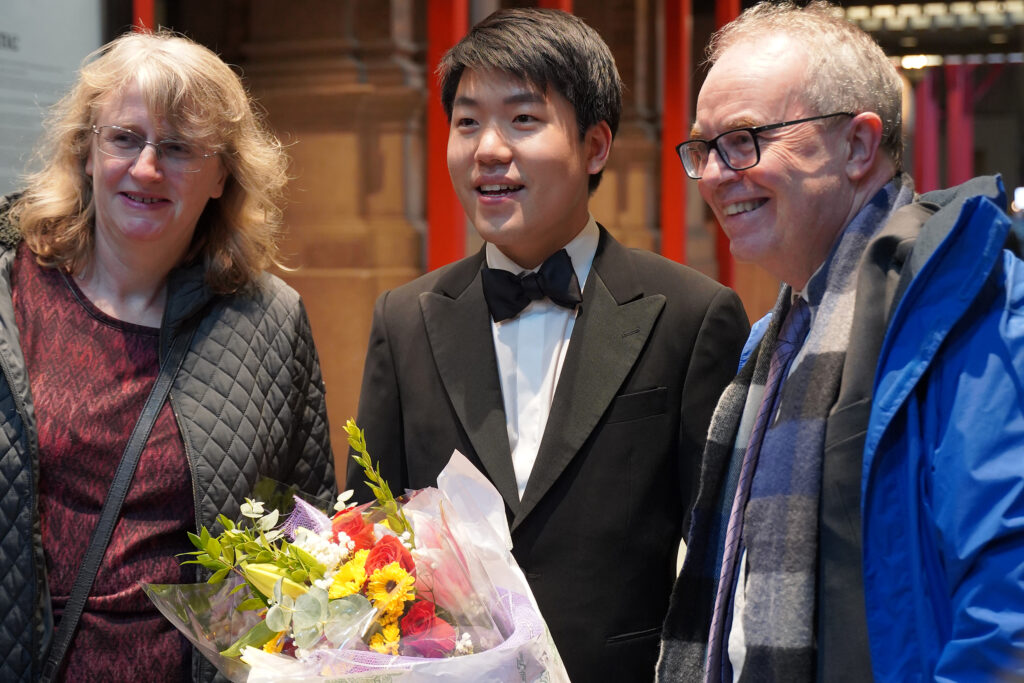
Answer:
[{"xmin": 1, "ymin": 1, "xmax": 102, "ymax": 197}]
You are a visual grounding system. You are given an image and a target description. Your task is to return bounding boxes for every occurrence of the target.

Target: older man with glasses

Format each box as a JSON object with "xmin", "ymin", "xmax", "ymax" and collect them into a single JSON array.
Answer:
[{"xmin": 658, "ymin": 2, "xmax": 1024, "ymax": 683}]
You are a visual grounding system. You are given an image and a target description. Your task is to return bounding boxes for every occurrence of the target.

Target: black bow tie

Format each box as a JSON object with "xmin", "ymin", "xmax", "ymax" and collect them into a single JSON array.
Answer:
[{"xmin": 481, "ymin": 249, "xmax": 583, "ymax": 322}]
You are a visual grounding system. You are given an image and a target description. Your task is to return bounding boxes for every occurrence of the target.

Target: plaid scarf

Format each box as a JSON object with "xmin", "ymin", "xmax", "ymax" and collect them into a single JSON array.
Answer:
[{"xmin": 657, "ymin": 176, "xmax": 914, "ymax": 682}]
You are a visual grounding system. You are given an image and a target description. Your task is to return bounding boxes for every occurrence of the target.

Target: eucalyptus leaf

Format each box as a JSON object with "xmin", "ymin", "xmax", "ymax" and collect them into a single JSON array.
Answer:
[
  {"xmin": 309, "ymin": 587, "xmax": 329, "ymax": 613},
  {"xmin": 293, "ymin": 590, "xmax": 326, "ymax": 629},
  {"xmin": 324, "ymin": 595, "xmax": 375, "ymax": 646},
  {"xmin": 265, "ymin": 604, "xmax": 290, "ymax": 632},
  {"xmin": 293, "ymin": 624, "xmax": 322, "ymax": 650}
]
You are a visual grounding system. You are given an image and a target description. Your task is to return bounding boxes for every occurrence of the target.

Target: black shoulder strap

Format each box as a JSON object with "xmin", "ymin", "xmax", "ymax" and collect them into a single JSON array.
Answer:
[{"xmin": 39, "ymin": 323, "xmax": 197, "ymax": 683}]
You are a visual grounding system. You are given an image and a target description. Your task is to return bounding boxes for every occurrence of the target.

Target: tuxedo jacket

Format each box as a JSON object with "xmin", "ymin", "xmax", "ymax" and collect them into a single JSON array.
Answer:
[{"xmin": 350, "ymin": 226, "xmax": 749, "ymax": 682}]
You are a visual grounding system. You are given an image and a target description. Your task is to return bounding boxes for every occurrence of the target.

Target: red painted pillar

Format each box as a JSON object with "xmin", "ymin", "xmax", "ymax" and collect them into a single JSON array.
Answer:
[
  {"xmin": 538, "ymin": 0, "xmax": 573, "ymax": 10},
  {"xmin": 426, "ymin": 0, "xmax": 469, "ymax": 271},
  {"xmin": 661, "ymin": 0, "xmax": 692, "ymax": 264},
  {"xmin": 945, "ymin": 64, "xmax": 974, "ymax": 187},
  {"xmin": 913, "ymin": 69, "xmax": 940, "ymax": 193},
  {"xmin": 715, "ymin": 0, "xmax": 740, "ymax": 31},
  {"xmin": 132, "ymin": 0, "xmax": 154, "ymax": 30},
  {"xmin": 713, "ymin": 0, "xmax": 739, "ymax": 287}
]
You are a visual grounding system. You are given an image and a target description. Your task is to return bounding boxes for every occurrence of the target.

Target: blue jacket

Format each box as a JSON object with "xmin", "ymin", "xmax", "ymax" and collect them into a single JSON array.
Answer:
[
  {"xmin": 736, "ymin": 177, "xmax": 1024, "ymax": 680},
  {"xmin": 862, "ymin": 178, "xmax": 1024, "ymax": 680}
]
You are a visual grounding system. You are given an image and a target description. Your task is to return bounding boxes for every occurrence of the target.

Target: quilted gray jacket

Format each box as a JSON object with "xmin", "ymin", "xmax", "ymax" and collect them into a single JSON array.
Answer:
[{"xmin": 0, "ymin": 198, "xmax": 335, "ymax": 682}]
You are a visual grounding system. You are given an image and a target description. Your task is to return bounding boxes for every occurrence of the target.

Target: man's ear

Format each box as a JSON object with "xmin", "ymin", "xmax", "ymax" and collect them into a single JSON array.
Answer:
[
  {"xmin": 845, "ymin": 112, "xmax": 885, "ymax": 180},
  {"xmin": 584, "ymin": 120, "xmax": 613, "ymax": 175}
]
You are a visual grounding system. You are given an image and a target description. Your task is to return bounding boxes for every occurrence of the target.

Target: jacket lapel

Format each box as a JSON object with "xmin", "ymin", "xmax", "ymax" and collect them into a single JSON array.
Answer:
[
  {"xmin": 419, "ymin": 252, "xmax": 520, "ymax": 514},
  {"xmin": 514, "ymin": 229, "xmax": 665, "ymax": 527}
]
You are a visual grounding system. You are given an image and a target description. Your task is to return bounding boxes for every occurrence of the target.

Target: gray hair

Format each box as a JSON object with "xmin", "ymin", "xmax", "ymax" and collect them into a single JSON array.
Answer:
[{"xmin": 708, "ymin": 1, "xmax": 903, "ymax": 168}]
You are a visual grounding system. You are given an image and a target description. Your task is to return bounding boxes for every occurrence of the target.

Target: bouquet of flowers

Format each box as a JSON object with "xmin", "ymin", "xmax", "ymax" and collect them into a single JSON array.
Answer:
[{"xmin": 144, "ymin": 420, "xmax": 568, "ymax": 682}]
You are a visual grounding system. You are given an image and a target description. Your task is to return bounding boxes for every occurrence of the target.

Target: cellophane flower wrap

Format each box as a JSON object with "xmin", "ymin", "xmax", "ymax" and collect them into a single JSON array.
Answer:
[{"xmin": 144, "ymin": 420, "xmax": 568, "ymax": 682}]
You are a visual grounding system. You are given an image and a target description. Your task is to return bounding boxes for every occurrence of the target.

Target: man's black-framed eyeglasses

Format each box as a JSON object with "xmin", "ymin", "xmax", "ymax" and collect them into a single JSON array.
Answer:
[{"xmin": 675, "ymin": 112, "xmax": 855, "ymax": 179}]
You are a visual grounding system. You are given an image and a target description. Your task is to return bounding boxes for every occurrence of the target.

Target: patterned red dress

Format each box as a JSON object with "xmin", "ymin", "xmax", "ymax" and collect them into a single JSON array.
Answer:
[{"xmin": 13, "ymin": 244, "xmax": 194, "ymax": 682}]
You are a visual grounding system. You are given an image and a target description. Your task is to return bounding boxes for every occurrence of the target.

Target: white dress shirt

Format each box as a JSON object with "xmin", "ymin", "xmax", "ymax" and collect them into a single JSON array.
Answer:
[{"xmin": 486, "ymin": 216, "xmax": 599, "ymax": 500}]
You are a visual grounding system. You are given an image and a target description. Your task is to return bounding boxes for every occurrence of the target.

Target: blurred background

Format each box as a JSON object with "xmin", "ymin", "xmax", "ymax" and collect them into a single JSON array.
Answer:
[{"xmin": 3, "ymin": 0, "xmax": 1022, "ymax": 448}]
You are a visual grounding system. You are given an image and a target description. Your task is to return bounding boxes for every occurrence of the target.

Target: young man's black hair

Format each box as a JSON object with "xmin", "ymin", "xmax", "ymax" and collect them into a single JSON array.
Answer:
[{"xmin": 439, "ymin": 8, "xmax": 622, "ymax": 193}]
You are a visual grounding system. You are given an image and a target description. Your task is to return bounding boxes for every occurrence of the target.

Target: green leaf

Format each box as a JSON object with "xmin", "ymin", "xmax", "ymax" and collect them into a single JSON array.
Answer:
[
  {"xmin": 200, "ymin": 526, "xmax": 211, "ymax": 545},
  {"xmin": 290, "ymin": 545, "xmax": 325, "ymax": 573},
  {"xmin": 208, "ymin": 567, "xmax": 231, "ymax": 583},
  {"xmin": 223, "ymin": 545, "xmax": 235, "ymax": 565},
  {"xmin": 237, "ymin": 597, "xmax": 266, "ymax": 612},
  {"xmin": 187, "ymin": 532, "xmax": 204, "ymax": 550},
  {"xmin": 220, "ymin": 620, "xmax": 277, "ymax": 658},
  {"xmin": 199, "ymin": 558, "xmax": 227, "ymax": 571},
  {"xmin": 206, "ymin": 537, "xmax": 222, "ymax": 558},
  {"xmin": 345, "ymin": 418, "xmax": 415, "ymax": 544}
]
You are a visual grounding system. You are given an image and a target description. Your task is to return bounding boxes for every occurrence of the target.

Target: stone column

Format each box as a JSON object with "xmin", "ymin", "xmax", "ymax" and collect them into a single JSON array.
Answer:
[{"xmin": 235, "ymin": 0, "xmax": 427, "ymax": 462}]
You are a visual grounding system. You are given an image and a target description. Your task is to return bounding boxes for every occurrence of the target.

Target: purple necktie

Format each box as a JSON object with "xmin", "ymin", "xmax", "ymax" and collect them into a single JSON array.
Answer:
[{"xmin": 705, "ymin": 297, "xmax": 811, "ymax": 681}]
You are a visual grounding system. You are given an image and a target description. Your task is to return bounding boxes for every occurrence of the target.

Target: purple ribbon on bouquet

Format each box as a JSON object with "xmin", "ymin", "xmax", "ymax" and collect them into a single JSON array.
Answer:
[{"xmin": 282, "ymin": 496, "xmax": 332, "ymax": 539}]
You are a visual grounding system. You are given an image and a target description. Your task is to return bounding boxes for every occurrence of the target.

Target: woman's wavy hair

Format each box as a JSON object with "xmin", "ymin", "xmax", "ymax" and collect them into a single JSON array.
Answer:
[{"xmin": 12, "ymin": 29, "xmax": 288, "ymax": 294}]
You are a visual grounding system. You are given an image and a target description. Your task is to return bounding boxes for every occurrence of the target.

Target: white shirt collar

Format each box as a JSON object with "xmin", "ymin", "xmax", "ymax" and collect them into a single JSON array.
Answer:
[{"xmin": 484, "ymin": 215, "xmax": 600, "ymax": 292}]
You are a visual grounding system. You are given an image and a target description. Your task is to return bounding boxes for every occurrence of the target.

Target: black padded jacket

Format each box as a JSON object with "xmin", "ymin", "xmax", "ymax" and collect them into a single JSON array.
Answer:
[{"xmin": 0, "ymin": 196, "xmax": 336, "ymax": 682}]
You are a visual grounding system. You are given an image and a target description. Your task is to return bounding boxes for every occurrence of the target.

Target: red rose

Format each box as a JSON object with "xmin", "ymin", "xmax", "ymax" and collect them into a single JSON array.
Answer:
[
  {"xmin": 399, "ymin": 600, "xmax": 456, "ymax": 658},
  {"xmin": 331, "ymin": 509, "xmax": 375, "ymax": 551},
  {"xmin": 364, "ymin": 534, "xmax": 415, "ymax": 577}
]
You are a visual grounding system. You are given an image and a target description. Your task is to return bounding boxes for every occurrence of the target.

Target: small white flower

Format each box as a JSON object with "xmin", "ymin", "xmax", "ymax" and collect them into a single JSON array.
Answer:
[
  {"xmin": 240, "ymin": 498, "xmax": 265, "ymax": 519},
  {"xmin": 455, "ymin": 632, "xmax": 474, "ymax": 655},
  {"xmin": 335, "ymin": 531, "xmax": 354, "ymax": 555},
  {"xmin": 334, "ymin": 489, "xmax": 356, "ymax": 512},
  {"xmin": 292, "ymin": 526, "xmax": 348, "ymax": 571},
  {"xmin": 312, "ymin": 569, "xmax": 337, "ymax": 592}
]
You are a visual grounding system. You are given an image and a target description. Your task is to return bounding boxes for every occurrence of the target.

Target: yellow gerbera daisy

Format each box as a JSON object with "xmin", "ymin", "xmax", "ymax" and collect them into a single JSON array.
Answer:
[
  {"xmin": 328, "ymin": 549, "xmax": 370, "ymax": 599},
  {"xmin": 369, "ymin": 632, "xmax": 398, "ymax": 655},
  {"xmin": 369, "ymin": 618, "xmax": 402, "ymax": 654},
  {"xmin": 366, "ymin": 561, "xmax": 415, "ymax": 616}
]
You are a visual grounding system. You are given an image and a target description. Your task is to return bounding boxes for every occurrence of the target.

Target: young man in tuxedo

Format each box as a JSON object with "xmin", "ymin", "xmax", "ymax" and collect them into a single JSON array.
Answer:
[{"xmin": 349, "ymin": 8, "xmax": 749, "ymax": 681}]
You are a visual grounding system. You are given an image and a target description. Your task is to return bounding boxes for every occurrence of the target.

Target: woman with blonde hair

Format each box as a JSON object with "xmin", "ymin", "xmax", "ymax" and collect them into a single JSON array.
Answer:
[{"xmin": 0, "ymin": 30, "xmax": 334, "ymax": 682}]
